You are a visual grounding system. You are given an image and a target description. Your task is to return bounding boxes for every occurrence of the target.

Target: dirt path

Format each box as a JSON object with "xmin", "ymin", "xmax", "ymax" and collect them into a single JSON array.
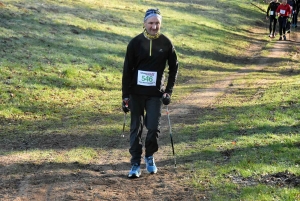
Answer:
[{"xmin": 1, "ymin": 29, "xmax": 299, "ymax": 201}]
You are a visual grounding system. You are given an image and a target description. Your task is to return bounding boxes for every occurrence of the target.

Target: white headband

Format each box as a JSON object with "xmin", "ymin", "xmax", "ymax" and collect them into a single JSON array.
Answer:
[{"xmin": 144, "ymin": 13, "xmax": 162, "ymax": 22}]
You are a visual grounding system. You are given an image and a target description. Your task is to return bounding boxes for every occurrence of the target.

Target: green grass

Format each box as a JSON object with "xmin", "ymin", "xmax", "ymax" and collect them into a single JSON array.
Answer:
[
  {"xmin": 174, "ymin": 44, "xmax": 300, "ymax": 200},
  {"xmin": 0, "ymin": 0, "xmax": 261, "ymax": 141},
  {"xmin": 1, "ymin": 0, "xmax": 300, "ymax": 200}
]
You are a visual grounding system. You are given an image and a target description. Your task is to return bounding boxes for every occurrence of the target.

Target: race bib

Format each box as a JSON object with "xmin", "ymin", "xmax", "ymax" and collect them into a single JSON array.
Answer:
[
  {"xmin": 280, "ymin": 9, "xmax": 286, "ymax": 15},
  {"xmin": 137, "ymin": 70, "xmax": 157, "ymax": 86},
  {"xmin": 270, "ymin": 11, "xmax": 274, "ymax": 15}
]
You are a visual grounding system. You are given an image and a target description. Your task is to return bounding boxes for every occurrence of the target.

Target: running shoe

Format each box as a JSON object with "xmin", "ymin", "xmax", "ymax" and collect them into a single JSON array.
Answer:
[
  {"xmin": 145, "ymin": 156, "xmax": 157, "ymax": 174},
  {"xmin": 128, "ymin": 163, "xmax": 141, "ymax": 178}
]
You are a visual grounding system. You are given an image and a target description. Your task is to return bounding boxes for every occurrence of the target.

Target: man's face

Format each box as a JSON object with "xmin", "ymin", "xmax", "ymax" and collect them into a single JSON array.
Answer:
[
  {"xmin": 144, "ymin": 16, "xmax": 161, "ymax": 36},
  {"xmin": 282, "ymin": 0, "xmax": 287, "ymax": 4}
]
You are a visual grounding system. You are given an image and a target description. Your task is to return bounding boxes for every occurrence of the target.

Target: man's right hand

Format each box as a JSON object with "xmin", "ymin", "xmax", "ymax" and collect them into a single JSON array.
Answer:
[
  {"xmin": 162, "ymin": 93, "xmax": 171, "ymax": 105},
  {"xmin": 122, "ymin": 98, "xmax": 130, "ymax": 113}
]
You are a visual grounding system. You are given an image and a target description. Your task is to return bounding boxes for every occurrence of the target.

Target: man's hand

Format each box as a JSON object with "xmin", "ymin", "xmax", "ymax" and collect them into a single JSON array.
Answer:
[
  {"xmin": 122, "ymin": 98, "xmax": 130, "ymax": 113},
  {"xmin": 162, "ymin": 93, "xmax": 171, "ymax": 105}
]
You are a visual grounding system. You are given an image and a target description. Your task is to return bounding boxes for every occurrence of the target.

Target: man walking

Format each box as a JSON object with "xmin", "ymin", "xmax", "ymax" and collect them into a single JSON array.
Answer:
[
  {"xmin": 266, "ymin": 0, "xmax": 280, "ymax": 37},
  {"xmin": 294, "ymin": 0, "xmax": 300, "ymax": 27},
  {"xmin": 122, "ymin": 8, "xmax": 179, "ymax": 178},
  {"xmin": 276, "ymin": 0, "xmax": 292, "ymax": 40},
  {"xmin": 287, "ymin": 0, "xmax": 297, "ymax": 29}
]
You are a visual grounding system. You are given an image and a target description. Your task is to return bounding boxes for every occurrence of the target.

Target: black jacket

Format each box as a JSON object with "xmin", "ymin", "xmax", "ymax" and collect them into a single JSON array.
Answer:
[
  {"xmin": 297, "ymin": 0, "xmax": 300, "ymax": 11},
  {"xmin": 122, "ymin": 33, "xmax": 178, "ymax": 99},
  {"xmin": 287, "ymin": 0, "xmax": 297, "ymax": 10},
  {"xmin": 266, "ymin": 2, "xmax": 280, "ymax": 16}
]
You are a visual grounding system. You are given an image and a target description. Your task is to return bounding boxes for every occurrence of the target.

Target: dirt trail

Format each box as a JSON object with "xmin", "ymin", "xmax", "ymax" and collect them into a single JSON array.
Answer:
[{"xmin": 1, "ymin": 29, "xmax": 299, "ymax": 201}]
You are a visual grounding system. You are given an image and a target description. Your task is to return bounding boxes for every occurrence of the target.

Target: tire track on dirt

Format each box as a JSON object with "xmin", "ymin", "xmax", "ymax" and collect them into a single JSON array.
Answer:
[
  {"xmin": 46, "ymin": 183, "xmax": 54, "ymax": 201},
  {"xmin": 17, "ymin": 174, "xmax": 30, "ymax": 199}
]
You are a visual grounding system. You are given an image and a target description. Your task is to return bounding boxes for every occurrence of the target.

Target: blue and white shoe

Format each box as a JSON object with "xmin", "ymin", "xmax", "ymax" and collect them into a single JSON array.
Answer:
[
  {"xmin": 128, "ymin": 163, "xmax": 141, "ymax": 178},
  {"xmin": 145, "ymin": 156, "xmax": 157, "ymax": 174}
]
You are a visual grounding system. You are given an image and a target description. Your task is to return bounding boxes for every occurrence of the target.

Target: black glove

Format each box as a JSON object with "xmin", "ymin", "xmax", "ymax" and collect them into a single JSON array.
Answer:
[
  {"xmin": 162, "ymin": 93, "xmax": 171, "ymax": 105},
  {"xmin": 122, "ymin": 98, "xmax": 130, "ymax": 113}
]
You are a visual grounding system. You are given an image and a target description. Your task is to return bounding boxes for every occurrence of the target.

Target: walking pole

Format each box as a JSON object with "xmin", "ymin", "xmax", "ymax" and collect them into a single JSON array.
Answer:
[
  {"xmin": 166, "ymin": 106, "xmax": 176, "ymax": 168},
  {"xmin": 289, "ymin": 17, "xmax": 291, "ymax": 40},
  {"xmin": 121, "ymin": 99, "xmax": 130, "ymax": 137},
  {"xmin": 266, "ymin": 18, "xmax": 269, "ymax": 36},
  {"xmin": 121, "ymin": 113, "xmax": 126, "ymax": 137}
]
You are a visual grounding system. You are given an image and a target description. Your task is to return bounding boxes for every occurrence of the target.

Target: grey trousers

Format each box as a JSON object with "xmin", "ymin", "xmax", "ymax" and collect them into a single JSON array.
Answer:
[{"xmin": 129, "ymin": 94, "xmax": 162, "ymax": 165}]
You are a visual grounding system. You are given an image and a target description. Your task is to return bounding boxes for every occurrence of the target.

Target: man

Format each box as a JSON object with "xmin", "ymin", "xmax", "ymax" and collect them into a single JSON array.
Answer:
[
  {"xmin": 287, "ymin": 0, "xmax": 297, "ymax": 29},
  {"xmin": 276, "ymin": 0, "xmax": 292, "ymax": 40},
  {"xmin": 294, "ymin": 0, "xmax": 300, "ymax": 27},
  {"xmin": 122, "ymin": 8, "xmax": 179, "ymax": 178},
  {"xmin": 266, "ymin": 0, "xmax": 280, "ymax": 37}
]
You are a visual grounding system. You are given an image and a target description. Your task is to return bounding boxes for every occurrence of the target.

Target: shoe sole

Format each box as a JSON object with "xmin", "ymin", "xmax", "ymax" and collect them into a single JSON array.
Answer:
[
  {"xmin": 146, "ymin": 169, "xmax": 158, "ymax": 174},
  {"xmin": 128, "ymin": 173, "xmax": 140, "ymax": 178}
]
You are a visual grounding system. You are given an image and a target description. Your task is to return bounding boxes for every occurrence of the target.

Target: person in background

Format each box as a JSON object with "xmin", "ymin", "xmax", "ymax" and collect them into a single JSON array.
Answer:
[
  {"xmin": 122, "ymin": 8, "xmax": 179, "ymax": 178},
  {"xmin": 266, "ymin": 0, "xmax": 281, "ymax": 37},
  {"xmin": 294, "ymin": 0, "xmax": 300, "ymax": 27},
  {"xmin": 276, "ymin": 0, "xmax": 292, "ymax": 40},
  {"xmin": 286, "ymin": 0, "xmax": 296, "ymax": 30}
]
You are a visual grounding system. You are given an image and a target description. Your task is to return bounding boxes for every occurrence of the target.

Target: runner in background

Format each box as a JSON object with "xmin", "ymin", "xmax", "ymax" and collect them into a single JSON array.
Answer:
[
  {"xmin": 266, "ymin": 0, "xmax": 281, "ymax": 37},
  {"xmin": 287, "ymin": 0, "xmax": 296, "ymax": 30},
  {"xmin": 276, "ymin": 0, "xmax": 292, "ymax": 40},
  {"xmin": 295, "ymin": 0, "xmax": 300, "ymax": 27}
]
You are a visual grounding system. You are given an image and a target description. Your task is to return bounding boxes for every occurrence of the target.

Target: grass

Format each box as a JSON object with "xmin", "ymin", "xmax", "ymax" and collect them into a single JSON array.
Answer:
[
  {"xmin": 174, "ymin": 41, "xmax": 300, "ymax": 200},
  {"xmin": 175, "ymin": 52, "xmax": 300, "ymax": 198},
  {"xmin": 0, "ymin": 0, "xmax": 261, "ymax": 142},
  {"xmin": 1, "ymin": 0, "xmax": 300, "ymax": 200}
]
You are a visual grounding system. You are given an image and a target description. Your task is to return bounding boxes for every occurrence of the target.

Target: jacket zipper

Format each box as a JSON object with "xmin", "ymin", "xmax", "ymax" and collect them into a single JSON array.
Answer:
[{"xmin": 150, "ymin": 40, "xmax": 152, "ymax": 56}]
